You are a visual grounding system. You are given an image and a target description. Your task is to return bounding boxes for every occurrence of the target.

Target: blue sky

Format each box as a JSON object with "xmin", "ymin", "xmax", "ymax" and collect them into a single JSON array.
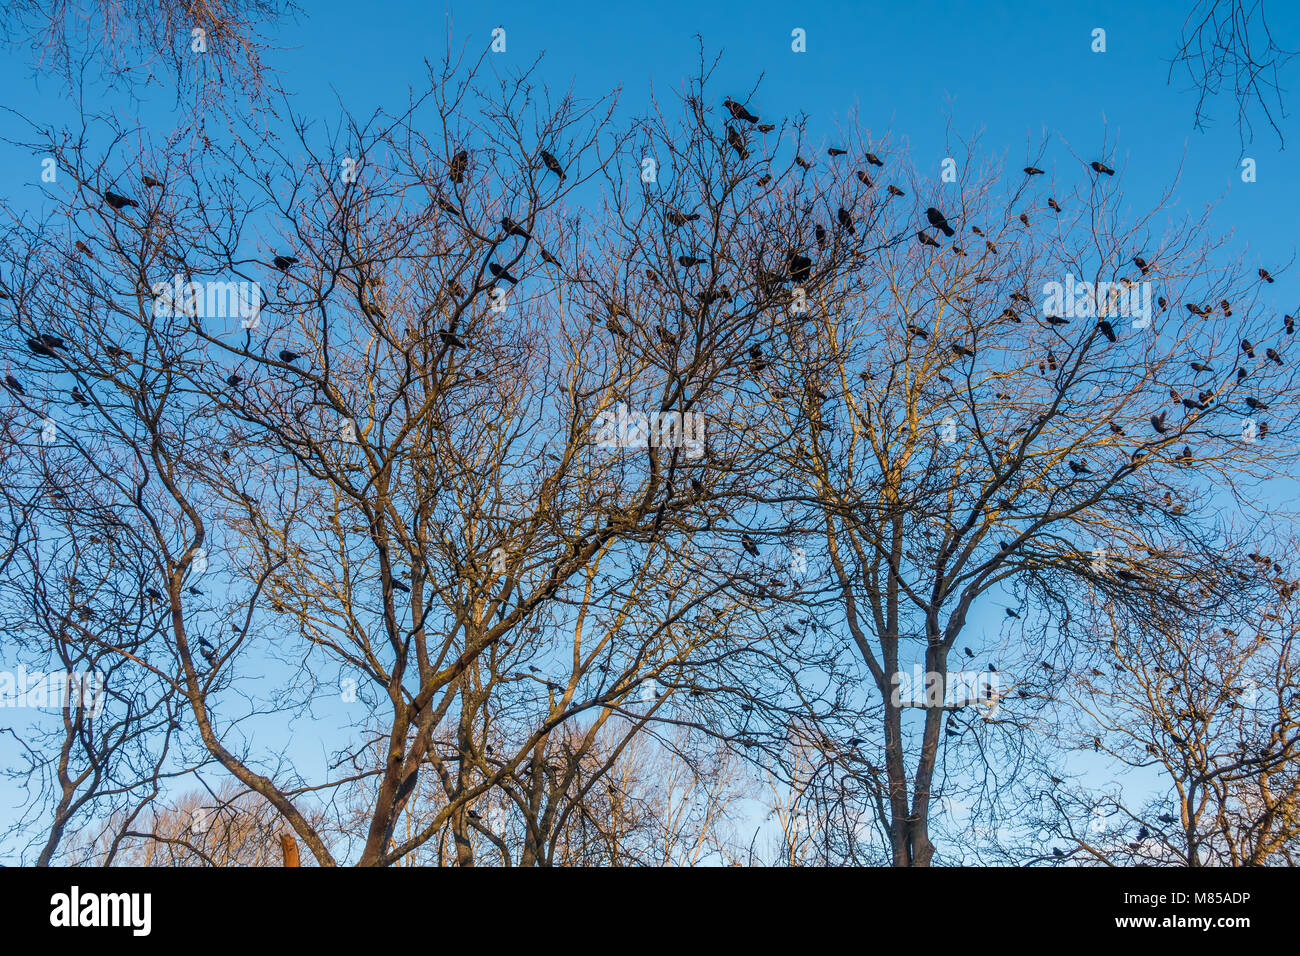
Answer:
[{"xmin": 1, "ymin": 0, "xmax": 1297, "ymax": 862}]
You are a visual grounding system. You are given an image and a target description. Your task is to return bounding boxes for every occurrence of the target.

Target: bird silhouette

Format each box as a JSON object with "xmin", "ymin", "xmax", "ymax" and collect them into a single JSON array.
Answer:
[
  {"xmin": 1266, "ymin": 347, "xmax": 1283, "ymax": 365},
  {"xmin": 142, "ymin": 175, "xmax": 163, "ymax": 188},
  {"xmin": 225, "ymin": 374, "xmax": 242, "ymax": 386},
  {"xmin": 827, "ymin": 147, "xmax": 847, "ymax": 157},
  {"xmin": 1133, "ymin": 256, "xmax": 1150, "ymax": 274},
  {"xmin": 723, "ymin": 98, "xmax": 759, "ymax": 123},
  {"xmin": 539, "ymin": 149, "xmax": 565, "ymax": 179},
  {"xmin": 71, "ymin": 389, "xmax": 89, "ymax": 407},
  {"xmin": 666, "ymin": 208, "xmax": 700, "ymax": 227},
  {"xmin": 279, "ymin": 349, "xmax": 301, "ymax": 363},
  {"xmin": 757, "ymin": 123, "xmax": 775, "ymax": 133},
  {"xmin": 501, "ymin": 216, "xmax": 531, "ymax": 239},
  {"xmin": 4, "ymin": 374, "xmax": 23, "ymax": 395},
  {"xmin": 1048, "ymin": 198, "xmax": 1061, "ymax": 212},
  {"xmin": 1097, "ymin": 320, "xmax": 1116, "ymax": 342},
  {"xmin": 926, "ymin": 207, "xmax": 955, "ymax": 236},
  {"xmin": 74, "ymin": 240, "xmax": 94, "ymax": 258},
  {"xmin": 785, "ymin": 251, "xmax": 811, "ymax": 282},
  {"xmin": 272, "ymin": 255, "xmax": 298, "ymax": 271},
  {"xmin": 1259, "ymin": 267, "xmax": 1274, "ymax": 283},
  {"xmin": 837, "ymin": 207, "xmax": 855, "ymax": 233},
  {"xmin": 1068, "ymin": 460, "xmax": 1091, "ymax": 475},
  {"xmin": 1150, "ymin": 410, "xmax": 1169, "ymax": 433},
  {"xmin": 1024, "ymin": 166, "xmax": 1044, "ymax": 176},
  {"xmin": 855, "ymin": 170, "xmax": 873, "ymax": 186},
  {"xmin": 726, "ymin": 126, "xmax": 748, "ymax": 159},
  {"xmin": 449, "ymin": 149, "xmax": 469, "ymax": 184},
  {"xmin": 1190, "ymin": 361, "xmax": 1213, "ymax": 374},
  {"xmin": 1285, "ymin": 314, "xmax": 1295, "ymax": 335},
  {"xmin": 1245, "ymin": 397, "xmax": 1268, "ymax": 410},
  {"xmin": 677, "ymin": 255, "xmax": 708, "ymax": 268},
  {"xmin": 1090, "ymin": 161, "xmax": 1115, "ymax": 175},
  {"xmin": 916, "ymin": 231, "xmax": 939, "ymax": 248},
  {"xmin": 103, "ymin": 190, "xmax": 138, "ymax": 210},
  {"xmin": 489, "ymin": 262, "xmax": 519, "ymax": 284},
  {"xmin": 1241, "ymin": 339, "xmax": 1255, "ymax": 358},
  {"xmin": 741, "ymin": 534, "xmax": 759, "ymax": 556},
  {"xmin": 439, "ymin": 329, "xmax": 466, "ymax": 348},
  {"xmin": 866, "ymin": 152, "xmax": 884, "ymax": 167},
  {"xmin": 1006, "ymin": 608, "xmax": 1020, "ymax": 619},
  {"xmin": 886, "ymin": 184, "xmax": 905, "ymax": 197}
]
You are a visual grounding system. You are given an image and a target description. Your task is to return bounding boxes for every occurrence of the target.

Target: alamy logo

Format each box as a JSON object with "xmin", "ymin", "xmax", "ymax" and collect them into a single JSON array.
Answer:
[
  {"xmin": 151, "ymin": 274, "xmax": 262, "ymax": 328},
  {"xmin": 891, "ymin": 664, "xmax": 1002, "ymax": 714},
  {"xmin": 0, "ymin": 667, "xmax": 105, "ymax": 716},
  {"xmin": 50, "ymin": 886, "xmax": 151, "ymax": 936},
  {"xmin": 592, "ymin": 402, "xmax": 705, "ymax": 459},
  {"xmin": 1042, "ymin": 273, "xmax": 1152, "ymax": 328}
]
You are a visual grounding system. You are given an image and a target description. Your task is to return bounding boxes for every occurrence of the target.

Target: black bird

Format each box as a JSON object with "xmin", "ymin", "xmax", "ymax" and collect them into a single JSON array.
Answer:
[
  {"xmin": 666, "ymin": 208, "xmax": 700, "ymax": 227},
  {"xmin": 741, "ymin": 534, "xmax": 760, "ymax": 557},
  {"xmin": 1181, "ymin": 398, "xmax": 1203, "ymax": 412},
  {"xmin": 539, "ymin": 149, "xmax": 566, "ymax": 179},
  {"xmin": 1150, "ymin": 410, "xmax": 1169, "ymax": 433},
  {"xmin": 886, "ymin": 184, "xmax": 905, "ymax": 197},
  {"xmin": 678, "ymin": 255, "xmax": 708, "ymax": 268},
  {"xmin": 726, "ymin": 126, "xmax": 748, "ymax": 159},
  {"xmin": 1158, "ymin": 813, "xmax": 1176, "ymax": 825},
  {"xmin": 906, "ymin": 324, "xmax": 928, "ymax": 341},
  {"xmin": 278, "ymin": 349, "xmax": 301, "ymax": 363},
  {"xmin": 1136, "ymin": 826, "xmax": 1149, "ymax": 841},
  {"xmin": 916, "ymin": 231, "xmax": 939, "ymax": 248},
  {"xmin": 795, "ymin": 155, "xmax": 812, "ymax": 171},
  {"xmin": 926, "ymin": 207, "xmax": 955, "ymax": 236},
  {"xmin": 855, "ymin": 170, "xmax": 873, "ymax": 186},
  {"xmin": 828, "ymin": 147, "xmax": 847, "ymax": 157},
  {"xmin": 1090, "ymin": 161, "xmax": 1115, "ymax": 175},
  {"xmin": 1045, "ymin": 315, "xmax": 1069, "ymax": 326},
  {"xmin": 815, "ymin": 224, "xmax": 826, "ymax": 249},
  {"xmin": 1097, "ymin": 319, "xmax": 1116, "ymax": 342},
  {"xmin": 1186, "ymin": 302, "xmax": 1207, "ymax": 317},
  {"xmin": 1241, "ymin": 339, "xmax": 1255, "ymax": 358},
  {"xmin": 865, "ymin": 152, "xmax": 885, "ymax": 167},
  {"xmin": 74, "ymin": 240, "xmax": 94, "ymax": 258},
  {"xmin": 963, "ymin": 647, "xmax": 974, "ymax": 658},
  {"xmin": 4, "ymin": 374, "xmax": 23, "ymax": 395},
  {"xmin": 1110, "ymin": 423, "xmax": 1125, "ymax": 435},
  {"xmin": 757, "ymin": 123, "xmax": 775, "ymax": 133},
  {"xmin": 1019, "ymin": 212, "xmax": 1030, "ymax": 227},
  {"xmin": 272, "ymin": 255, "xmax": 298, "ymax": 271},
  {"xmin": 142, "ymin": 174, "xmax": 163, "ymax": 188},
  {"xmin": 1245, "ymin": 397, "xmax": 1268, "ymax": 410},
  {"xmin": 1237, "ymin": 367, "xmax": 1248, "ymax": 382},
  {"xmin": 656, "ymin": 325, "xmax": 677, "ymax": 348},
  {"xmin": 26, "ymin": 338, "xmax": 56, "ymax": 357},
  {"xmin": 71, "ymin": 389, "xmax": 90, "ymax": 407},
  {"xmin": 1266, "ymin": 347, "xmax": 1283, "ymax": 365},
  {"xmin": 1068, "ymin": 460, "xmax": 1091, "ymax": 475},
  {"xmin": 103, "ymin": 190, "xmax": 138, "ymax": 210},
  {"xmin": 1285, "ymin": 314, "xmax": 1295, "ymax": 335},
  {"xmin": 391, "ymin": 579, "xmax": 410, "ymax": 593},
  {"xmin": 837, "ymin": 207, "xmax": 855, "ymax": 233},
  {"xmin": 1133, "ymin": 256, "xmax": 1150, "ymax": 274},
  {"xmin": 449, "ymin": 149, "xmax": 469, "ymax": 184},
  {"xmin": 489, "ymin": 262, "xmax": 519, "ymax": 284},
  {"xmin": 723, "ymin": 98, "xmax": 759, "ymax": 123},
  {"xmin": 786, "ymin": 252, "xmax": 811, "ymax": 282},
  {"xmin": 952, "ymin": 342, "xmax": 975, "ymax": 358},
  {"xmin": 502, "ymin": 216, "xmax": 531, "ymax": 239},
  {"xmin": 1190, "ymin": 361, "xmax": 1213, "ymax": 374},
  {"xmin": 225, "ymin": 374, "xmax": 242, "ymax": 386},
  {"xmin": 1024, "ymin": 166, "xmax": 1044, "ymax": 175},
  {"xmin": 439, "ymin": 329, "xmax": 466, "ymax": 349},
  {"xmin": 1048, "ymin": 198, "xmax": 1061, "ymax": 212},
  {"xmin": 1259, "ymin": 267, "xmax": 1274, "ymax": 283},
  {"xmin": 1220, "ymin": 299, "xmax": 1233, "ymax": 317},
  {"xmin": 1006, "ymin": 608, "xmax": 1020, "ymax": 619},
  {"xmin": 1052, "ymin": 847, "xmax": 1064, "ymax": 857}
]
